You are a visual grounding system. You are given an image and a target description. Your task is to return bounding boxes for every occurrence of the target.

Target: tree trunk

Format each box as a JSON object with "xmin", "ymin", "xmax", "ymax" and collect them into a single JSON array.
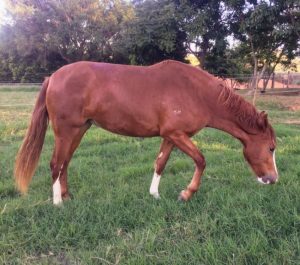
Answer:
[
  {"xmin": 252, "ymin": 57, "xmax": 258, "ymax": 105},
  {"xmin": 271, "ymin": 73, "xmax": 275, "ymax": 90},
  {"xmin": 252, "ymin": 63, "xmax": 267, "ymax": 105},
  {"xmin": 262, "ymin": 50, "xmax": 285, "ymax": 91},
  {"xmin": 249, "ymin": 34, "xmax": 257, "ymax": 91},
  {"xmin": 262, "ymin": 71, "xmax": 272, "ymax": 92},
  {"xmin": 251, "ymin": 57, "xmax": 258, "ymax": 90}
]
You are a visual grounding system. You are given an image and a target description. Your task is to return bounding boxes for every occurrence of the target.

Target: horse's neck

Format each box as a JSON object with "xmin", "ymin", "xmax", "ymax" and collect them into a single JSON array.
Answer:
[
  {"xmin": 208, "ymin": 111, "xmax": 250, "ymax": 145},
  {"xmin": 207, "ymin": 87, "xmax": 254, "ymax": 145}
]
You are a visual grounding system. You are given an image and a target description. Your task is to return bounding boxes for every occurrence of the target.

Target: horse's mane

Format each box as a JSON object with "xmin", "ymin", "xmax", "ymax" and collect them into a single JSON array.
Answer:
[{"xmin": 217, "ymin": 83, "xmax": 264, "ymax": 132}]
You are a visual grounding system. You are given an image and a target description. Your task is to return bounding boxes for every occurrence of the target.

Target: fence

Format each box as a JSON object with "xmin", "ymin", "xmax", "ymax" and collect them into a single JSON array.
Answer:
[
  {"xmin": 0, "ymin": 82, "xmax": 42, "ymax": 86},
  {"xmin": 221, "ymin": 72, "xmax": 300, "ymax": 91},
  {"xmin": 1, "ymin": 72, "xmax": 300, "ymax": 92}
]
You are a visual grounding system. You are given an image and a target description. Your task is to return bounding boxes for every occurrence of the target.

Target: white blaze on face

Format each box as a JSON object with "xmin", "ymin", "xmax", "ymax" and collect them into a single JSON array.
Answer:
[
  {"xmin": 257, "ymin": 177, "xmax": 270, "ymax": 184},
  {"xmin": 149, "ymin": 172, "xmax": 161, "ymax": 199},
  {"xmin": 257, "ymin": 150, "xmax": 278, "ymax": 184},
  {"xmin": 273, "ymin": 151, "xmax": 278, "ymax": 176},
  {"xmin": 257, "ymin": 177, "xmax": 265, "ymax": 184}
]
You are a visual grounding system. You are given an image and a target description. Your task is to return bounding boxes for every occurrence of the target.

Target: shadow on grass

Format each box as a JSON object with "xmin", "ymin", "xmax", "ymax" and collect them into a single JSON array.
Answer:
[{"xmin": 0, "ymin": 186, "xmax": 20, "ymax": 199}]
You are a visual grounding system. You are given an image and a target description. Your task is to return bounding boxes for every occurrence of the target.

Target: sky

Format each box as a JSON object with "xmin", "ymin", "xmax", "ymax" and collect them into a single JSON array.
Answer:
[
  {"xmin": 0, "ymin": 1, "xmax": 5, "ymax": 13},
  {"xmin": 0, "ymin": 1, "xmax": 6, "ymax": 24},
  {"xmin": 0, "ymin": 1, "xmax": 12, "ymax": 26}
]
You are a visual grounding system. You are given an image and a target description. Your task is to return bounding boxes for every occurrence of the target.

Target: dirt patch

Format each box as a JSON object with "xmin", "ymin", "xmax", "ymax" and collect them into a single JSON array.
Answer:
[
  {"xmin": 237, "ymin": 92, "xmax": 300, "ymax": 125},
  {"xmin": 284, "ymin": 120, "xmax": 300, "ymax": 125},
  {"xmin": 288, "ymin": 105, "xmax": 300, "ymax": 111},
  {"xmin": 256, "ymin": 94, "xmax": 300, "ymax": 111},
  {"xmin": 238, "ymin": 90, "xmax": 300, "ymax": 107}
]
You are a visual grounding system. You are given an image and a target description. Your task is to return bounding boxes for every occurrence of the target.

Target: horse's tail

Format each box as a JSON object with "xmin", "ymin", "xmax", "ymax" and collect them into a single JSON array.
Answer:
[{"xmin": 14, "ymin": 77, "xmax": 50, "ymax": 194}]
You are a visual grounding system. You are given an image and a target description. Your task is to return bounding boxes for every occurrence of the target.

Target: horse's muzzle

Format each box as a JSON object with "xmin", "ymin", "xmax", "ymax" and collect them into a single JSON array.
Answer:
[{"xmin": 257, "ymin": 175, "xmax": 278, "ymax": 184}]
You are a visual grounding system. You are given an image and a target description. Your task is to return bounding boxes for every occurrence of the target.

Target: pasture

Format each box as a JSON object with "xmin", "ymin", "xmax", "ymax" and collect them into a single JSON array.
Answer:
[{"xmin": 0, "ymin": 87, "xmax": 300, "ymax": 264}]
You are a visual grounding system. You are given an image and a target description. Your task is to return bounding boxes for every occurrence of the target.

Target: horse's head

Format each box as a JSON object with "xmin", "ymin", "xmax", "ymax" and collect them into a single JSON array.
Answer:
[{"xmin": 242, "ymin": 112, "xmax": 278, "ymax": 184}]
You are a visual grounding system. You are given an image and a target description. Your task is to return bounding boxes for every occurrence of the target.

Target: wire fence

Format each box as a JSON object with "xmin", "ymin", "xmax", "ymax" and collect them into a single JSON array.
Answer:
[
  {"xmin": 0, "ymin": 72, "xmax": 300, "ymax": 92},
  {"xmin": 0, "ymin": 82, "xmax": 42, "ymax": 86},
  {"xmin": 219, "ymin": 72, "xmax": 300, "ymax": 91}
]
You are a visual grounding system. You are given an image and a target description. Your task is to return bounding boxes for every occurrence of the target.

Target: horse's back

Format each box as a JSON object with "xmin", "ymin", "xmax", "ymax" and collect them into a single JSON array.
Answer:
[{"xmin": 46, "ymin": 61, "xmax": 213, "ymax": 137}]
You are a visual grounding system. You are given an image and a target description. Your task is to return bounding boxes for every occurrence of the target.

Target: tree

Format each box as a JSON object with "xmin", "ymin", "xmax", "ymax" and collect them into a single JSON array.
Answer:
[
  {"xmin": 43, "ymin": 0, "xmax": 134, "ymax": 63},
  {"xmin": 0, "ymin": 0, "xmax": 134, "ymax": 81},
  {"xmin": 115, "ymin": 0, "xmax": 186, "ymax": 65},
  {"xmin": 0, "ymin": 0, "xmax": 299, "ymax": 83},
  {"xmin": 206, "ymin": 43, "xmax": 253, "ymax": 80},
  {"xmin": 227, "ymin": 0, "xmax": 300, "ymax": 92},
  {"xmin": 177, "ymin": 0, "xmax": 229, "ymax": 70}
]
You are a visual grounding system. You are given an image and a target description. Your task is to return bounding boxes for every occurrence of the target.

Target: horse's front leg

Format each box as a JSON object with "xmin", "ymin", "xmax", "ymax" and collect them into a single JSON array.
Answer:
[
  {"xmin": 167, "ymin": 132, "xmax": 206, "ymax": 201},
  {"xmin": 149, "ymin": 138, "xmax": 174, "ymax": 199}
]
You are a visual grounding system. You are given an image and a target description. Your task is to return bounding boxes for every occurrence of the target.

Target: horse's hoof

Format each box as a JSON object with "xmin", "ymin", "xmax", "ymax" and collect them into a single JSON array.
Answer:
[
  {"xmin": 151, "ymin": 192, "xmax": 161, "ymax": 199},
  {"xmin": 53, "ymin": 200, "xmax": 63, "ymax": 206},
  {"xmin": 62, "ymin": 193, "xmax": 71, "ymax": 201},
  {"xmin": 178, "ymin": 190, "xmax": 189, "ymax": 202}
]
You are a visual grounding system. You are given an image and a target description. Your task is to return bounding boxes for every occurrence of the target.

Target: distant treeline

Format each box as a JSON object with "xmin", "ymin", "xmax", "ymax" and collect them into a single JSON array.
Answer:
[{"xmin": 0, "ymin": 0, "xmax": 299, "ymax": 86}]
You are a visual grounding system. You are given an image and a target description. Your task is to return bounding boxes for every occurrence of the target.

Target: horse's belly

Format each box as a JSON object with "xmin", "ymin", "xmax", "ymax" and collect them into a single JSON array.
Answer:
[{"xmin": 91, "ymin": 112, "xmax": 160, "ymax": 137}]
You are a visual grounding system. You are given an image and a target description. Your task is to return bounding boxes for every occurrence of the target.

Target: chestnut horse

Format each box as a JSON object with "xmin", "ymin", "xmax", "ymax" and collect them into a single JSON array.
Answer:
[{"xmin": 15, "ymin": 60, "xmax": 278, "ymax": 205}]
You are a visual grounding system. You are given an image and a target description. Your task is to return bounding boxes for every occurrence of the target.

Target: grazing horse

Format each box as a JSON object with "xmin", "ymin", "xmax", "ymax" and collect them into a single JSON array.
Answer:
[{"xmin": 14, "ymin": 60, "xmax": 278, "ymax": 205}]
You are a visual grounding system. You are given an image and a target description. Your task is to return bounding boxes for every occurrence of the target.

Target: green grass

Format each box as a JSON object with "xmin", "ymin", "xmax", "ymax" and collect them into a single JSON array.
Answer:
[
  {"xmin": 1, "ymin": 90, "xmax": 300, "ymax": 264},
  {"xmin": 0, "ymin": 86, "xmax": 40, "ymax": 92}
]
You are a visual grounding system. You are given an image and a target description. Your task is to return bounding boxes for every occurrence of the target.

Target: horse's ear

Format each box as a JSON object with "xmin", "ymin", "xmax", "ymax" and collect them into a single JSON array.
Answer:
[
  {"xmin": 261, "ymin": 111, "xmax": 268, "ymax": 120},
  {"xmin": 258, "ymin": 111, "xmax": 268, "ymax": 130}
]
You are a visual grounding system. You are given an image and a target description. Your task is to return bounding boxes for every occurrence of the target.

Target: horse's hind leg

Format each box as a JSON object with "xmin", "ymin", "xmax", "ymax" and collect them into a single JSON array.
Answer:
[
  {"xmin": 50, "ymin": 122, "xmax": 91, "ymax": 205},
  {"xmin": 167, "ymin": 132, "xmax": 206, "ymax": 201},
  {"xmin": 149, "ymin": 139, "xmax": 174, "ymax": 199}
]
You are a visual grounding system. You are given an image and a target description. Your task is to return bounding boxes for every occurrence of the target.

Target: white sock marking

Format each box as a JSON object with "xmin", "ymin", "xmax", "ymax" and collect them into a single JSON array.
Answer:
[
  {"xmin": 150, "ymin": 172, "xmax": 161, "ymax": 199},
  {"xmin": 53, "ymin": 164, "xmax": 63, "ymax": 205},
  {"xmin": 53, "ymin": 177, "xmax": 62, "ymax": 205}
]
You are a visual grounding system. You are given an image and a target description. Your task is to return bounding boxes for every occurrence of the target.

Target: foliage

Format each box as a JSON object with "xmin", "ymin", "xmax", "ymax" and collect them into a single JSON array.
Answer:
[
  {"xmin": 0, "ymin": 0, "xmax": 134, "ymax": 81},
  {"xmin": 0, "ymin": 0, "xmax": 299, "ymax": 82},
  {"xmin": 206, "ymin": 44, "xmax": 253, "ymax": 79},
  {"xmin": 177, "ymin": 0, "xmax": 230, "ymax": 71},
  {"xmin": 227, "ymin": 0, "xmax": 300, "ymax": 89},
  {"xmin": 115, "ymin": 0, "xmax": 186, "ymax": 65}
]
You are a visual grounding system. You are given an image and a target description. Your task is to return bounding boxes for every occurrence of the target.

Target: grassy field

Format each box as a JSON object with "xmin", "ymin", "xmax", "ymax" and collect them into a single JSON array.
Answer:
[{"xmin": 0, "ymin": 88, "xmax": 300, "ymax": 265}]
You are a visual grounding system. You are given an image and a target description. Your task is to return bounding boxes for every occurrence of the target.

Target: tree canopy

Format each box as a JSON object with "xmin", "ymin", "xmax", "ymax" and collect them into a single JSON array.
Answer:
[{"xmin": 0, "ymin": 0, "xmax": 299, "ymax": 82}]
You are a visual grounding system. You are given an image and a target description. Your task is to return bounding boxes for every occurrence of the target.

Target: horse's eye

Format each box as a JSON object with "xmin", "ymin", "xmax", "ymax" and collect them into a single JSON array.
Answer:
[{"xmin": 269, "ymin": 147, "xmax": 275, "ymax": 153}]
